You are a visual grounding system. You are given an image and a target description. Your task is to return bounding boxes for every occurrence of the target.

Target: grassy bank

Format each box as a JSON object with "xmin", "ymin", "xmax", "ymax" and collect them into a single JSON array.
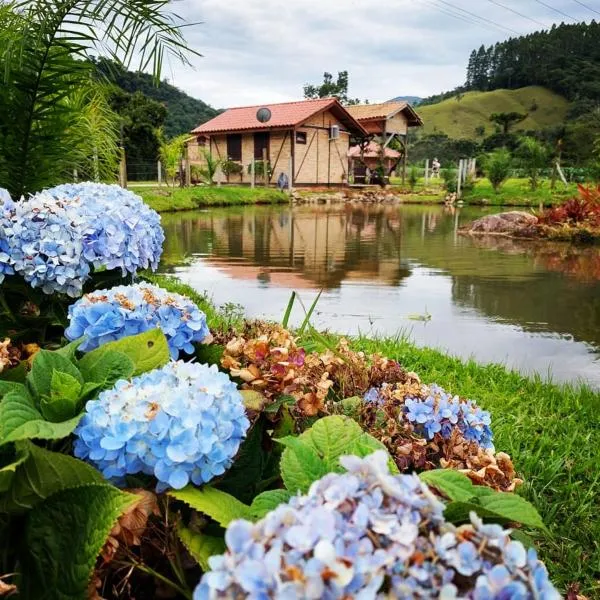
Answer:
[
  {"xmin": 138, "ymin": 186, "xmax": 289, "ymax": 212},
  {"xmin": 149, "ymin": 272, "xmax": 600, "ymax": 596}
]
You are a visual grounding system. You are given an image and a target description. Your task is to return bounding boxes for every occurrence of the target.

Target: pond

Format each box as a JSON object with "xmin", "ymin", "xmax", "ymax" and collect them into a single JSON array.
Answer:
[{"xmin": 159, "ymin": 203, "xmax": 600, "ymax": 387}]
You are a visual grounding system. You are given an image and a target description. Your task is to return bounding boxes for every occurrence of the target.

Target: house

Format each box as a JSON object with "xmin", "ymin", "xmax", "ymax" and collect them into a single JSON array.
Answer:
[
  {"xmin": 346, "ymin": 102, "xmax": 423, "ymax": 182},
  {"xmin": 189, "ymin": 98, "xmax": 368, "ymax": 186}
]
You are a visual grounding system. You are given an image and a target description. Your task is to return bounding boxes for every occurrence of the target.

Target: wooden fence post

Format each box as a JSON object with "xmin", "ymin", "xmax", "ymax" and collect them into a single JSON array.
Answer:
[
  {"xmin": 288, "ymin": 156, "xmax": 293, "ymax": 194},
  {"xmin": 184, "ymin": 143, "xmax": 191, "ymax": 188},
  {"xmin": 119, "ymin": 147, "xmax": 127, "ymax": 189},
  {"xmin": 251, "ymin": 159, "xmax": 255, "ymax": 188},
  {"xmin": 73, "ymin": 169, "xmax": 78, "ymax": 183},
  {"xmin": 157, "ymin": 160, "xmax": 162, "ymax": 187},
  {"xmin": 424, "ymin": 159, "xmax": 429, "ymax": 185},
  {"xmin": 262, "ymin": 148, "xmax": 269, "ymax": 187},
  {"xmin": 456, "ymin": 159, "xmax": 463, "ymax": 199}
]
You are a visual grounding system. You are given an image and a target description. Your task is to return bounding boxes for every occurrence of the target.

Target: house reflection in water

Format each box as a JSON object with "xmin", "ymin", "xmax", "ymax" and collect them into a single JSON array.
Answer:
[{"xmin": 160, "ymin": 204, "xmax": 414, "ymax": 291}]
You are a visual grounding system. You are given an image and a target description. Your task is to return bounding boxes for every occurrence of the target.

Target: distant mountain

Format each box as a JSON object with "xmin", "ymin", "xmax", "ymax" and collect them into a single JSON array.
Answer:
[
  {"xmin": 389, "ymin": 95, "xmax": 423, "ymax": 105},
  {"xmin": 95, "ymin": 58, "xmax": 221, "ymax": 138},
  {"xmin": 417, "ymin": 86, "xmax": 568, "ymax": 140}
]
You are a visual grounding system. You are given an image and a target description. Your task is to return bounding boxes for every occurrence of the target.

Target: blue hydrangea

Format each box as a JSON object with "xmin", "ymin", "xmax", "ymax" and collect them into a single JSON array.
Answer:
[
  {"xmin": 46, "ymin": 182, "xmax": 164, "ymax": 275},
  {"xmin": 365, "ymin": 382, "xmax": 494, "ymax": 450},
  {"xmin": 73, "ymin": 361, "xmax": 249, "ymax": 492},
  {"xmin": 0, "ymin": 189, "xmax": 15, "ymax": 284},
  {"xmin": 0, "ymin": 182, "xmax": 164, "ymax": 296},
  {"xmin": 194, "ymin": 451, "xmax": 559, "ymax": 600},
  {"xmin": 65, "ymin": 283, "xmax": 210, "ymax": 359}
]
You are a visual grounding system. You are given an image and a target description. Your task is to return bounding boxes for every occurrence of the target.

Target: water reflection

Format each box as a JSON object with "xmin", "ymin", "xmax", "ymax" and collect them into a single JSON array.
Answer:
[{"xmin": 160, "ymin": 204, "xmax": 600, "ymax": 386}]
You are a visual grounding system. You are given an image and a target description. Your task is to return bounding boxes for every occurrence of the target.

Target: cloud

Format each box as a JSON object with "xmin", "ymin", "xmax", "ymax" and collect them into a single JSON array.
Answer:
[{"xmin": 162, "ymin": 0, "xmax": 596, "ymax": 108}]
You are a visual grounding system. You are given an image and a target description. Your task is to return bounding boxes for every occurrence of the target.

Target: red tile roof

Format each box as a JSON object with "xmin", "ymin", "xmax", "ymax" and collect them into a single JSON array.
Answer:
[
  {"xmin": 346, "ymin": 102, "xmax": 424, "ymax": 127},
  {"xmin": 192, "ymin": 98, "xmax": 367, "ymax": 136}
]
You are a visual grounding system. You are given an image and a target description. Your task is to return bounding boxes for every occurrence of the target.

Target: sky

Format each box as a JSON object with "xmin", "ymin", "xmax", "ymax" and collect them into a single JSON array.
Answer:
[{"xmin": 164, "ymin": 0, "xmax": 599, "ymax": 108}]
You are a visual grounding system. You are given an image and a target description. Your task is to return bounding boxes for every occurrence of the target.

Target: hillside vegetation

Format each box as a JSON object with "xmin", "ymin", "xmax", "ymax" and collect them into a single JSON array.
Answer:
[{"xmin": 417, "ymin": 86, "xmax": 569, "ymax": 140}]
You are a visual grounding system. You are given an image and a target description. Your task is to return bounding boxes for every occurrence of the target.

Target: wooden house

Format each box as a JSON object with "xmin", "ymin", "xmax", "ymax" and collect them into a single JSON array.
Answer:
[
  {"xmin": 189, "ymin": 98, "xmax": 367, "ymax": 186},
  {"xmin": 346, "ymin": 102, "xmax": 423, "ymax": 182}
]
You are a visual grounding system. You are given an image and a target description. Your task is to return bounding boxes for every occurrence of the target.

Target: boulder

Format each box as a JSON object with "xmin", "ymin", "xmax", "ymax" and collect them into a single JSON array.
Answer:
[{"xmin": 466, "ymin": 211, "xmax": 538, "ymax": 235}]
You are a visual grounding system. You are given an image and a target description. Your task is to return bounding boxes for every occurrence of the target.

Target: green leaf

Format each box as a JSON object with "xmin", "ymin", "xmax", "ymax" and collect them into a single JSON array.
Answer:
[
  {"xmin": 0, "ymin": 361, "xmax": 28, "ymax": 383},
  {"xmin": 177, "ymin": 524, "xmax": 226, "ymax": 571},
  {"xmin": 0, "ymin": 442, "xmax": 104, "ymax": 513},
  {"xmin": 277, "ymin": 436, "xmax": 329, "ymax": 494},
  {"xmin": 79, "ymin": 381, "xmax": 104, "ymax": 400},
  {"xmin": 0, "ymin": 442, "xmax": 30, "ymax": 493},
  {"xmin": 0, "ymin": 391, "xmax": 82, "ymax": 445},
  {"xmin": 27, "ymin": 350, "xmax": 83, "ymax": 401},
  {"xmin": 80, "ymin": 329, "xmax": 169, "ymax": 376},
  {"xmin": 250, "ymin": 490, "xmax": 293, "ymax": 519},
  {"xmin": 78, "ymin": 349, "xmax": 135, "ymax": 388},
  {"xmin": 478, "ymin": 493, "xmax": 548, "ymax": 532},
  {"xmin": 216, "ymin": 420, "xmax": 267, "ymax": 504},
  {"xmin": 21, "ymin": 484, "xmax": 137, "ymax": 600},
  {"xmin": 55, "ymin": 339, "xmax": 84, "ymax": 362},
  {"xmin": 194, "ymin": 343, "xmax": 224, "ymax": 367},
  {"xmin": 281, "ymin": 291, "xmax": 296, "ymax": 327},
  {"xmin": 0, "ymin": 380, "xmax": 30, "ymax": 400},
  {"xmin": 419, "ymin": 469, "xmax": 480, "ymax": 502},
  {"xmin": 169, "ymin": 486, "xmax": 254, "ymax": 527},
  {"xmin": 278, "ymin": 416, "xmax": 395, "ymax": 494},
  {"xmin": 38, "ymin": 371, "xmax": 82, "ymax": 422}
]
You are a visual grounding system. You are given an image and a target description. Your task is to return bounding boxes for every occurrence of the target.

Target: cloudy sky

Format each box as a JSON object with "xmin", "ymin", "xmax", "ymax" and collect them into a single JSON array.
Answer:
[{"xmin": 164, "ymin": 0, "xmax": 598, "ymax": 108}]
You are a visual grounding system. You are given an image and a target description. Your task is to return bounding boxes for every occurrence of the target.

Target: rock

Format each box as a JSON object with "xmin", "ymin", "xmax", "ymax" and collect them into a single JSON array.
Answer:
[{"xmin": 466, "ymin": 211, "xmax": 538, "ymax": 235}]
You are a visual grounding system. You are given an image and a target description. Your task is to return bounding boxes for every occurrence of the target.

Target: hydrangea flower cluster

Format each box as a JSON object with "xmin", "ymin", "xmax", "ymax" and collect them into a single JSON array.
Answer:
[
  {"xmin": 0, "ymin": 182, "xmax": 163, "ymax": 296},
  {"xmin": 73, "ymin": 361, "xmax": 249, "ymax": 491},
  {"xmin": 65, "ymin": 283, "xmax": 210, "ymax": 359},
  {"xmin": 365, "ymin": 382, "xmax": 494, "ymax": 450},
  {"xmin": 194, "ymin": 451, "xmax": 559, "ymax": 599}
]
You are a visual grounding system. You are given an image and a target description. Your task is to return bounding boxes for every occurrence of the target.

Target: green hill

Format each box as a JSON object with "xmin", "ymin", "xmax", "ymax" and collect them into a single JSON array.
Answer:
[{"xmin": 417, "ymin": 86, "xmax": 569, "ymax": 140}]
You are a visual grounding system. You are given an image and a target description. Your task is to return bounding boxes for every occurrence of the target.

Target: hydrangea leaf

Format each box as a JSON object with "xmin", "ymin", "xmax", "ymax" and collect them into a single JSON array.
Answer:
[
  {"xmin": 176, "ymin": 524, "xmax": 226, "ymax": 571},
  {"xmin": 477, "ymin": 493, "xmax": 548, "ymax": 532},
  {"xmin": 419, "ymin": 469, "xmax": 481, "ymax": 502},
  {"xmin": 80, "ymin": 329, "xmax": 169, "ymax": 376},
  {"xmin": 250, "ymin": 490, "xmax": 293, "ymax": 519},
  {"xmin": 38, "ymin": 371, "xmax": 82, "ymax": 423},
  {"xmin": 194, "ymin": 343, "xmax": 224, "ymax": 367},
  {"xmin": 278, "ymin": 416, "xmax": 396, "ymax": 493},
  {"xmin": 0, "ymin": 361, "xmax": 28, "ymax": 383},
  {"xmin": 21, "ymin": 483, "xmax": 138, "ymax": 600},
  {"xmin": 77, "ymin": 349, "xmax": 135, "ymax": 389},
  {"xmin": 26, "ymin": 350, "xmax": 83, "ymax": 401},
  {"xmin": 169, "ymin": 486, "xmax": 254, "ymax": 527},
  {"xmin": 0, "ymin": 441, "xmax": 103, "ymax": 513},
  {"xmin": 0, "ymin": 442, "xmax": 30, "ymax": 493},
  {"xmin": 0, "ymin": 380, "xmax": 29, "ymax": 400},
  {"xmin": 0, "ymin": 391, "xmax": 82, "ymax": 446},
  {"xmin": 55, "ymin": 339, "xmax": 84, "ymax": 362}
]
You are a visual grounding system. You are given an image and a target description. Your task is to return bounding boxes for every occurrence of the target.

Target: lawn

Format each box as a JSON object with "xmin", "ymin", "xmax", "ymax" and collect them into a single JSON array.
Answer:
[
  {"xmin": 139, "ymin": 185, "xmax": 289, "ymax": 212},
  {"xmin": 150, "ymin": 272, "xmax": 600, "ymax": 597}
]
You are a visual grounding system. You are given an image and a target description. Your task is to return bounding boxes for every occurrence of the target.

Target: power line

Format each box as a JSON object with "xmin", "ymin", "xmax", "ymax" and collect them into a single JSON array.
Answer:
[
  {"xmin": 485, "ymin": 0, "xmax": 547, "ymax": 28},
  {"xmin": 434, "ymin": 0, "xmax": 521, "ymax": 34},
  {"xmin": 421, "ymin": 0, "xmax": 510, "ymax": 34},
  {"xmin": 571, "ymin": 0, "xmax": 600, "ymax": 17},
  {"xmin": 533, "ymin": 0, "xmax": 578, "ymax": 21}
]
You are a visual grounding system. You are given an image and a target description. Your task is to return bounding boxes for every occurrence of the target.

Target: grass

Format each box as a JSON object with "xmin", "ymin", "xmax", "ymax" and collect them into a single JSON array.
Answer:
[
  {"xmin": 417, "ymin": 86, "xmax": 569, "ymax": 140},
  {"xmin": 150, "ymin": 273, "xmax": 600, "ymax": 595},
  {"xmin": 139, "ymin": 186, "xmax": 289, "ymax": 212}
]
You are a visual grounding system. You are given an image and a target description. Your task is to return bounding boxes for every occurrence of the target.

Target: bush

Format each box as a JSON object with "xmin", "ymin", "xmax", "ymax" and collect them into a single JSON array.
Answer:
[
  {"xmin": 484, "ymin": 148, "xmax": 513, "ymax": 192},
  {"xmin": 221, "ymin": 159, "xmax": 244, "ymax": 181},
  {"xmin": 408, "ymin": 165, "xmax": 419, "ymax": 190},
  {"xmin": 517, "ymin": 136, "xmax": 550, "ymax": 191},
  {"xmin": 441, "ymin": 167, "xmax": 457, "ymax": 193}
]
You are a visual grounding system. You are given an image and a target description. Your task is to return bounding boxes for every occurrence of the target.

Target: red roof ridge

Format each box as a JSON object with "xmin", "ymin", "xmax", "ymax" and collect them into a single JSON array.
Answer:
[{"xmin": 219, "ymin": 97, "xmax": 337, "ymax": 111}]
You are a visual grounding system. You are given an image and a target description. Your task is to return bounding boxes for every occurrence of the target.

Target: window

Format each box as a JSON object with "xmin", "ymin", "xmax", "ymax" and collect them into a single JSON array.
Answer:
[
  {"xmin": 197, "ymin": 136, "xmax": 207, "ymax": 147},
  {"xmin": 227, "ymin": 134, "xmax": 242, "ymax": 161},
  {"xmin": 254, "ymin": 132, "xmax": 270, "ymax": 160},
  {"xmin": 295, "ymin": 131, "xmax": 307, "ymax": 144}
]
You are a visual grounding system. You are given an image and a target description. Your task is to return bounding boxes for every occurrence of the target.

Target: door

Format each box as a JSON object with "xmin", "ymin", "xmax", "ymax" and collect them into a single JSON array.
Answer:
[{"xmin": 254, "ymin": 132, "xmax": 270, "ymax": 161}]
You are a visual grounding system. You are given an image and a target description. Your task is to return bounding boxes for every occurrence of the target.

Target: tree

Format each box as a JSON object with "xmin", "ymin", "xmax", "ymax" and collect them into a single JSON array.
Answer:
[
  {"xmin": 0, "ymin": 0, "xmax": 197, "ymax": 197},
  {"xmin": 303, "ymin": 71, "xmax": 362, "ymax": 105},
  {"xmin": 517, "ymin": 137, "xmax": 550, "ymax": 191},
  {"xmin": 484, "ymin": 149, "xmax": 512, "ymax": 192},
  {"xmin": 109, "ymin": 89, "xmax": 167, "ymax": 180},
  {"xmin": 160, "ymin": 134, "xmax": 188, "ymax": 187},
  {"xmin": 489, "ymin": 112, "xmax": 528, "ymax": 135}
]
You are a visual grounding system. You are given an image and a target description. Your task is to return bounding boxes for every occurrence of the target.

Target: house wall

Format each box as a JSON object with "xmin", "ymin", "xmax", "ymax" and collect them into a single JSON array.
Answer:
[
  {"xmin": 188, "ymin": 109, "xmax": 352, "ymax": 186},
  {"xmin": 294, "ymin": 109, "xmax": 350, "ymax": 185},
  {"xmin": 384, "ymin": 112, "xmax": 408, "ymax": 135}
]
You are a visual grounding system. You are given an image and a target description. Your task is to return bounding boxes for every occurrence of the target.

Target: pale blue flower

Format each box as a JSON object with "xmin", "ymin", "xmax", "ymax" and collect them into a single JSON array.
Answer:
[
  {"xmin": 65, "ymin": 282, "xmax": 210, "ymax": 359},
  {"xmin": 74, "ymin": 361, "xmax": 249, "ymax": 491},
  {"xmin": 193, "ymin": 452, "xmax": 559, "ymax": 599}
]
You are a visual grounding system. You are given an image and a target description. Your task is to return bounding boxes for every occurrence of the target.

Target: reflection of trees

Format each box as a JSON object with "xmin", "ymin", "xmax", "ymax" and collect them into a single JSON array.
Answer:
[{"xmin": 160, "ymin": 205, "xmax": 414, "ymax": 289}]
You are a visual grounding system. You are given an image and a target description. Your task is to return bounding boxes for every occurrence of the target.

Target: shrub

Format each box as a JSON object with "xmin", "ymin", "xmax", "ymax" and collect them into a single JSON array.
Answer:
[
  {"xmin": 517, "ymin": 137, "xmax": 550, "ymax": 191},
  {"xmin": 441, "ymin": 168, "xmax": 457, "ymax": 193},
  {"xmin": 484, "ymin": 148, "xmax": 513, "ymax": 192},
  {"xmin": 408, "ymin": 165, "xmax": 419, "ymax": 190}
]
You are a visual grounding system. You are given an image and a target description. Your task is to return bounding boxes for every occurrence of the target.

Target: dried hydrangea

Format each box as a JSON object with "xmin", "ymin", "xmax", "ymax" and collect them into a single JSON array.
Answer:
[
  {"xmin": 359, "ymin": 380, "xmax": 520, "ymax": 492},
  {"xmin": 193, "ymin": 451, "xmax": 558, "ymax": 599},
  {"xmin": 0, "ymin": 182, "xmax": 163, "ymax": 296},
  {"xmin": 73, "ymin": 361, "xmax": 249, "ymax": 492},
  {"xmin": 65, "ymin": 283, "xmax": 210, "ymax": 359}
]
